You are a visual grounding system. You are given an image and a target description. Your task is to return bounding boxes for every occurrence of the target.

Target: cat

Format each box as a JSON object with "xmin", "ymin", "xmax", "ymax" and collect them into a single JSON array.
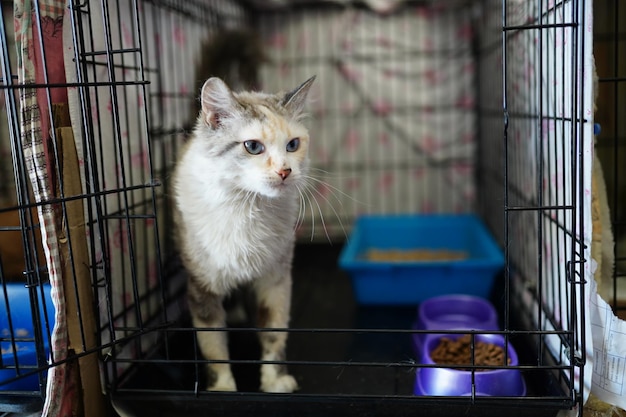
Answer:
[{"xmin": 172, "ymin": 76, "xmax": 315, "ymax": 393}]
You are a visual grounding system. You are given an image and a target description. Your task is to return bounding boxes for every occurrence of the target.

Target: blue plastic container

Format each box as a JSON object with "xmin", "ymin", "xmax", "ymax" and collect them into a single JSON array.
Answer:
[
  {"xmin": 0, "ymin": 283, "xmax": 54, "ymax": 391},
  {"xmin": 338, "ymin": 214, "xmax": 504, "ymax": 305}
]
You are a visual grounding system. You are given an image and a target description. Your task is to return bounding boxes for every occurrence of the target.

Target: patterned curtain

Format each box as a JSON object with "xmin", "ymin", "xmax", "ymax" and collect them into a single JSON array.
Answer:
[{"xmin": 13, "ymin": 0, "xmax": 74, "ymax": 415}]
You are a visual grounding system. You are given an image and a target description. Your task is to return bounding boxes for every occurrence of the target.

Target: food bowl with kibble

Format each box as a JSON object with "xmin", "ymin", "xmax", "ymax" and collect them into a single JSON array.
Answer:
[
  {"xmin": 338, "ymin": 214, "xmax": 504, "ymax": 305},
  {"xmin": 414, "ymin": 333, "xmax": 526, "ymax": 397},
  {"xmin": 0, "ymin": 283, "xmax": 54, "ymax": 391},
  {"xmin": 412, "ymin": 294, "xmax": 499, "ymax": 357}
]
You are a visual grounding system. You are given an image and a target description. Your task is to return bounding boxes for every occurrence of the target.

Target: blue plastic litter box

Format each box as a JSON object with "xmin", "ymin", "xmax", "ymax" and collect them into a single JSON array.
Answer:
[
  {"xmin": 0, "ymin": 283, "xmax": 54, "ymax": 391},
  {"xmin": 338, "ymin": 214, "xmax": 505, "ymax": 305}
]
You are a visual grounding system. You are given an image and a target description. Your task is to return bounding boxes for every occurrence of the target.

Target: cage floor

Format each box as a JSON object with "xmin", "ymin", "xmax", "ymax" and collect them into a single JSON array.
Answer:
[{"xmin": 111, "ymin": 244, "xmax": 573, "ymax": 417}]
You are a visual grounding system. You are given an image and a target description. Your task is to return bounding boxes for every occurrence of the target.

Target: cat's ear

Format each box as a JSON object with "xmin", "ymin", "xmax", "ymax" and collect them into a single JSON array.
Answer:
[
  {"xmin": 281, "ymin": 76, "xmax": 316, "ymax": 117},
  {"xmin": 200, "ymin": 77, "xmax": 241, "ymax": 128}
]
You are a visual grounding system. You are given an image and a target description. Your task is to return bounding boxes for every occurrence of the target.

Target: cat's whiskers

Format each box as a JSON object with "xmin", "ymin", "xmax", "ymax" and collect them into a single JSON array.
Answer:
[
  {"xmin": 294, "ymin": 184, "xmax": 312, "ymax": 240},
  {"xmin": 308, "ymin": 185, "xmax": 332, "ymax": 243},
  {"xmin": 302, "ymin": 176, "xmax": 347, "ymax": 241},
  {"xmin": 298, "ymin": 179, "xmax": 330, "ymax": 242},
  {"xmin": 293, "ymin": 173, "xmax": 350, "ymax": 243},
  {"xmin": 304, "ymin": 172, "xmax": 363, "ymax": 205},
  {"xmin": 294, "ymin": 184, "xmax": 307, "ymax": 234}
]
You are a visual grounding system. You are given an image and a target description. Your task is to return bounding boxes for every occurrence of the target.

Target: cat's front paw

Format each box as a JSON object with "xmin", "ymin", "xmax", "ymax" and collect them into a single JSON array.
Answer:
[
  {"xmin": 207, "ymin": 372, "xmax": 237, "ymax": 392},
  {"xmin": 260, "ymin": 374, "xmax": 299, "ymax": 393}
]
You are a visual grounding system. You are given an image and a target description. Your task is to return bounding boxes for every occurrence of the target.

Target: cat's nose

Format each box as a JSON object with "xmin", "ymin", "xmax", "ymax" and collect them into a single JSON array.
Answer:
[{"xmin": 277, "ymin": 168, "xmax": 292, "ymax": 180}]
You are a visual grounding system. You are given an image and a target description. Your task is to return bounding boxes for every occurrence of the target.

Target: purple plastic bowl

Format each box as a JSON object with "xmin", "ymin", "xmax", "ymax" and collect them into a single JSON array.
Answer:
[
  {"xmin": 414, "ymin": 333, "xmax": 526, "ymax": 397},
  {"xmin": 413, "ymin": 294, "xmax": 499, "ymax": 357}
]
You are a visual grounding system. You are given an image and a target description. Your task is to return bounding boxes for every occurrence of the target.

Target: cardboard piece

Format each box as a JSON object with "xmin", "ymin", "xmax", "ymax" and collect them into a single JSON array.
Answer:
[{"xmin": 56, "ymin": 105, "xmax": 107, "ymax": 417}]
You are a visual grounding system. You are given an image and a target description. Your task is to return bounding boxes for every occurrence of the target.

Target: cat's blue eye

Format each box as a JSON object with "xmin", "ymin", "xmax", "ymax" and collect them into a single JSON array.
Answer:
[
  {"xmin": 286, "ymin": 138, "xmax": 300, "ymax": 152},
  {"xmin": 244, "ymin": 140, "xmax": 265, "ymax": 155}
]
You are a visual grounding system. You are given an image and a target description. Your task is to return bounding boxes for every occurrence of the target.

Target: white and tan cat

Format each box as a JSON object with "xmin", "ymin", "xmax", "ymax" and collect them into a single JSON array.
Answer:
[{"xmin": 172, "ymin": 76, "xmax": 315, "ymax": 393}]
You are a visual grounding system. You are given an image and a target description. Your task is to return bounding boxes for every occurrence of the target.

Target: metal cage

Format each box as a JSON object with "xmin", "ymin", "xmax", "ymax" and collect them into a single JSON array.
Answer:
[{"xmin": 0, "ymin": 0, "xmax": 619, "ymax": 416}]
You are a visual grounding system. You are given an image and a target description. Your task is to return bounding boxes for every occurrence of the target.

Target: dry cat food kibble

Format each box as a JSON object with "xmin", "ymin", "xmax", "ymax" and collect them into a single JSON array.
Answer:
[
  {"xmin": 365, "ymin": 249, "xmax": 468, "ymax": 262},
  {"xmin": 430, "ymin": 334, "xmax": 511, "ymax": 370}
]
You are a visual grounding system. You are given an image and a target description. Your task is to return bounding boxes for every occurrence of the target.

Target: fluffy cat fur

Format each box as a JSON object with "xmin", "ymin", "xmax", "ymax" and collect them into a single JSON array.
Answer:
[{"xmin": 172, "ymin": 76, "xmax": 315, "ymax": 393}]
